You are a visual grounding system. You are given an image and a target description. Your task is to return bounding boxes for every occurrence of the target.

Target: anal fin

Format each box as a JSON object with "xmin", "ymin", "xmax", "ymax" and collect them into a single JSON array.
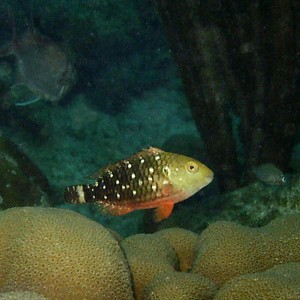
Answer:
[
  {"xmin": 153, "ymin": 202, "xmax": 174, "ymax": 222},
  {"xmin": 96, "ymin": 201, "xmax": 134, "ymax": 217}
]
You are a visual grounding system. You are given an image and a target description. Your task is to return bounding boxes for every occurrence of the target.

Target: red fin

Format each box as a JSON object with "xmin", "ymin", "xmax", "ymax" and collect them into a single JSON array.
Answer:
[
  {"xmin": 96, "ymin": 202, "xmax": 133, "ymax": 217},
  {"xmin": 153, "ymin": 202, "xmax": 174, "ymax": 222}
]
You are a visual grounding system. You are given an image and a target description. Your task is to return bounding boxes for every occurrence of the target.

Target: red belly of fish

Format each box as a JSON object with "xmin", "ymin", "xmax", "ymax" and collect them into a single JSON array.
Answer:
[{"xmin": 102, "ymin": 190, "xmax": 188, "ymax": 222}]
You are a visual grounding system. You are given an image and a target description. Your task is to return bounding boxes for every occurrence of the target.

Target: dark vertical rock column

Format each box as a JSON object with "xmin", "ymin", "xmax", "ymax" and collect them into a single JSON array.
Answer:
[
  {"xmin": 156, "ymin": 0, "xmax": 300, "ymax": 192},
  {"xmin": 257, "ymin": 0, "xmax": 300, "ymax": 170},
  {"xmin": 155, "ymin": 1, "xmax": 240, "ymax": 192}
]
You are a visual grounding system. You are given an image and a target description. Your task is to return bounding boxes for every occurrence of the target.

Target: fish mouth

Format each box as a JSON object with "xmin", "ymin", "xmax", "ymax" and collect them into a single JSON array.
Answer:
[{"xmin": 205, "ymin": 173, "xmax": 214, "ymax": 184}]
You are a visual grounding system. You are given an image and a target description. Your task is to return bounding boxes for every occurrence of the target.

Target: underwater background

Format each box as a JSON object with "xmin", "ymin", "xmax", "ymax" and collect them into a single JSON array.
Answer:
[
  {"xmin": 0, "ymin": 0, "xmax": 300, "ymax": 234},
  {"xmin": 0, "ymin": 1, "xmax": 299, "ymax": 299}
]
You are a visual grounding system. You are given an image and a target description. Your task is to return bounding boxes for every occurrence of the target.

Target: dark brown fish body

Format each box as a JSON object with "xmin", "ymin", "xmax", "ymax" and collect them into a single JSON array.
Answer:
[
  {"xmin": 65, "ymin": 147, "xmax": 214, "ymax": 222},
  {"xmin": 0, "ymin": 29, "xmax": 76, "ymax": 104}
]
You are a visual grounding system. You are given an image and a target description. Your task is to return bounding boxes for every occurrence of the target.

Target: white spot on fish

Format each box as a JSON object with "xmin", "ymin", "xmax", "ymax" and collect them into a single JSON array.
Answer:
[
  {"xmin": 163, "ymin": 179, "xmax": 169, "ymax": 185},
  {"xmin": 110, "ymin": 173, "xmax": 114, "ymax": 178},
  {"xmin": 132, "ymin": 190, "xmax": 137, "ymax": 196},
  {"xmin": 93, "ymin": 195, "xmax": 95, "ymax": 199},
  {"xmin": 155, "ymin": 155, "xmax": 160, "ymax": 160},
  {"xmin": 122, "ymin": 185, "xmax": 126, "ymax": 190},
  {"xmin": 76, "ymin": 185, "xmax": 86, "ymax": 203},
  {"xmin": 116, "ymin": 193, "xmax": 120, "ymax": 199},
  {"xmin": 149, "ymin": 167, "xmax": 154, "ymax": 174},
  {"xmin": 148, "ymin": 176, "xmax": 153, "ymax": 182},
  {"xmin": 131, "ymin": 173, "xmax": 136, "ymax": 179},
  {"xmin": 95, "ymin": 181, "xmax": 99, "ymax": 187},
  {"xmin": 126, "ymin": 184, "xmax": 130, "ymax": 189},
  {"xmin": 152, "ymin": 184, "xmax": 157, "ymax": 191},
  {"xmin": 138, "ymin": 179, "xmax": 143, "ymax": 186},
  {"xmin": 116, "ymin": 180, "xmax": 120, "ymax": 185},
  {"xmin": 103, "ymin": 185, "xmax": 106, "ymax": 189},
  {"xmin": 128, "ymin": 163, "xmax": 132, "ymax": 169},
  {"xmin": 104, "ymin": 195, "xmax": 108, "ymax": 200}
]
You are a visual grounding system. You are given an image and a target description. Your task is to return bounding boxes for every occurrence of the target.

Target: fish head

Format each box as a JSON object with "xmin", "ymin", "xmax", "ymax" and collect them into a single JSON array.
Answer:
[{"xmin": 165, "ymin": 153, "xmax": 214, "ymax": 199}]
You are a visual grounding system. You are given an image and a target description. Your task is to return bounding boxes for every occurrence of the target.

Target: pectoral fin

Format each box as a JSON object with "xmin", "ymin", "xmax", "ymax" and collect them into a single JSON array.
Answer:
[{"xmin": 153, "ymin": 202, "xmax": 174, "ymax": 222}]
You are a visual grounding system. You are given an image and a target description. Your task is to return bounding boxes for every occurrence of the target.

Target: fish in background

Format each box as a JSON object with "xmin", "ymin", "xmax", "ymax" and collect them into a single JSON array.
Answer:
[
  {"xmin": 64, "ymin": 147, "xmax": 214, "ymax": 222},
  {"xmin": 252, "ymin": 163, "xmax": 286, "ymax": 185},
  {"xmin": 0, "ymin": 11, "xmax": 76, "ymax": 106}
]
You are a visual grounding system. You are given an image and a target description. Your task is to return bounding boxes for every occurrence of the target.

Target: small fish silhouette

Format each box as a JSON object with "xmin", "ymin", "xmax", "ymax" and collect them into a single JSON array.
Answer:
[
  {"xmin": 252, "ymin": 163, "xmax": 286, "ymax": 185},
  {"xmin": 64, "ymin": 147, "xmax": 214, "ymax": 222},
  {"xmin": 0, "ymin": 15, "xmax": 76, "ymax": 106}
]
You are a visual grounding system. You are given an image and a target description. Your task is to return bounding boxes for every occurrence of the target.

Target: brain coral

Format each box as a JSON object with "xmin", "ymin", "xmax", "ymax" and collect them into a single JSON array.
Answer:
[
  {"xmin": 191, "ymin": 213, "xmax": 300, "ymax": 286},
  {"xmin": 0, "ymin": 207, "xmax": 134, "ymax": 300},
  {"xmin": 214, "ymin": 262, "xmax": 300, "ymax": 299},
  {"xmin": 121, "ymin": 233, "xmax": 178, "ymax": 300},
  {"xmin": 142, "ymin": 271, "xmax": 217, "ymax": 300},
  {"xmin": 154, "ymin": 228, "xmax": 198, "ymax": 272},
  {"xmin": 0, "ymin": 291, "xmax": 47, "ymax": 299}
]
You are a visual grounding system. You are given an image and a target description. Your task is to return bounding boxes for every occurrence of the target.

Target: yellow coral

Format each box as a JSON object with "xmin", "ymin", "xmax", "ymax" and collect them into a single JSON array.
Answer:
[
  {"xmin": 0, "ymin": 207, "xmax": 134, "ymax": 300},
  {"xmin": 0, "ymin": 291, "xmax": 47, "ymax": 299},
  {"xmin": 121, "ymin": 233, "xmax": 178, "ymax": 300},
  {"xmin": 142, "ymin": 271, "xmax": 217, "ymax": 300},
  {"xmin": 214, "ymin": 263, "xmax": 300, "ymax": 299},
  {"xmin": 192, "ymin": 214, "xmax": 300, "ymax": 286},
  {"xmin": 154, "ymin": 228, "xmax": 198, "ymax": 272}
]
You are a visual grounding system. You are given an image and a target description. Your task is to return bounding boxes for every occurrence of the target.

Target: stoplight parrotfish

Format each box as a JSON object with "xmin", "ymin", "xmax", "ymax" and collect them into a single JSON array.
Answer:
[{"xmin": 64, "ymin": 147, "xmax": 214, "ymax": 222}]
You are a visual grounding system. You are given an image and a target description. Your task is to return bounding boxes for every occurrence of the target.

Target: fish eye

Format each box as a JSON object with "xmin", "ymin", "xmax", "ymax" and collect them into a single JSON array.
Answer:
[
  {"xmin": 186, "ymin": 161, "xmax": 199, "ymax": 173},
  {"xmin": 282, "ymin": 176, "xmax": 287, "ymax": 183}
]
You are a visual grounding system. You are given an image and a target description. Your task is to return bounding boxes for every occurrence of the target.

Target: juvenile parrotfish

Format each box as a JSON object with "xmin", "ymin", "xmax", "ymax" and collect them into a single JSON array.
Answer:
[
  {"xmin": 64, "ymin": 147, "xmax": 214, "ymax": 222},
  {"xmin": 252, "ymin": 163, "xmax": 286, "ymax": 185},
  {"xmin": 0, "ymin": 24, "xmax": 76, "ymax": 106}
]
